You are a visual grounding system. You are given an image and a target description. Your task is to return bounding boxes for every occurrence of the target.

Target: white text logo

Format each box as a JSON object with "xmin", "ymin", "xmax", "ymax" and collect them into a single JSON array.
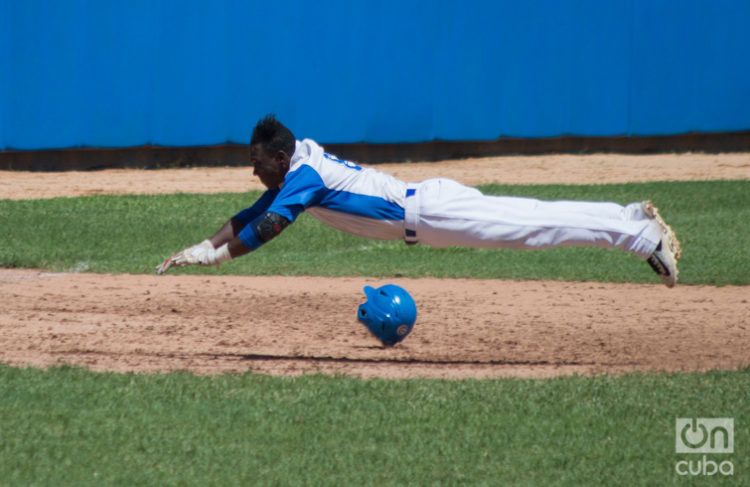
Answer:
[
  {"xmin": 675, "ymin": 418, "xmax": 733, "ymax": 454},
  {"xmin": 674, "ymin": 418, "xmax": 734, "ymax": 477}
]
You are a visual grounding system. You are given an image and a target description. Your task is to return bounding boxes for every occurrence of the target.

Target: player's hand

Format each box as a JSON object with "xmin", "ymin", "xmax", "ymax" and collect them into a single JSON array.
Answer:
[
  {"xmin": 155, "ymin": 255, "xmax": 176, "ymax": 275},
  {"xmin": 155, "ymin": 240, "xmax": 214, "ymax": 275}
]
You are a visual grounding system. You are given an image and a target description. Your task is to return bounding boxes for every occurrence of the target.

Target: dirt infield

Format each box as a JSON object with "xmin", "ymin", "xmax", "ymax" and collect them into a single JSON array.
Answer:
[
  {"xmin": 1, "ymin": 152, "xmax": 748, "ymax": 200},
  {"xmin": 1, "ymin": 269, "xmax": 747, "ymax": 379}
]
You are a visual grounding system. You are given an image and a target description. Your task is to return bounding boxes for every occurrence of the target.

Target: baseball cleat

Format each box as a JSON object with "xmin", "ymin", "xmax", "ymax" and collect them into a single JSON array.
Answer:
[
  {"xmin": 643, "ymin": 201, "xmax": 682, "ymax": 259},
  {"xmin": 647, "ymin": 241, "xmax": 679, "ymax": 288},
  {"xmin": 643, "ymin": 201, "xmax": 681, "ymax": 287}
]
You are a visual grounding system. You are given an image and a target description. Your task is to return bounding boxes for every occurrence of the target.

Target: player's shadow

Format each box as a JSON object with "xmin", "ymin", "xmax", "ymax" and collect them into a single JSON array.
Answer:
[
  {"xmin": 47, "ymin": 349, "xmax": 638, "ymax": 367},
  {"xmin": 225, "ymin": 352, "xmax": 626, "ymax": 367}
]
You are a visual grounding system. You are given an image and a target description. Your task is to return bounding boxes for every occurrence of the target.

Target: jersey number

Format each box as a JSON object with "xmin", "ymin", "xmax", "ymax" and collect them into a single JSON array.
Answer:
[{"xmin": 324, "ymin": 153, "xmax": 362, "ymax": 171}]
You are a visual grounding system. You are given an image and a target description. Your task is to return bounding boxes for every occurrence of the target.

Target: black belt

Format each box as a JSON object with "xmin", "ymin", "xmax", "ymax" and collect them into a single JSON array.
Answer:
[{"xmin": 404, "ymin": 186, "xmax": 419, "ymax": 245}]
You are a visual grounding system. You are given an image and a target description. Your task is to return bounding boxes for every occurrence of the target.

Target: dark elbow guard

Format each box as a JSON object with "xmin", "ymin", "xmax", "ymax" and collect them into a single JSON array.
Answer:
[{"xmin": 255, "ymin": 212, "xmax": 290, "ymax": 243}]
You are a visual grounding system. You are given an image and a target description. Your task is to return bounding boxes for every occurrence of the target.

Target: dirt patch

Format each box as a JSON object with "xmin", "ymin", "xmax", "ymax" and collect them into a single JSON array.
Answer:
[
  {"xmin": 1, "ymin": 152, "xmax": 748, "ymax": 200},
  {"xmin": 1, "ymin": 269, "xmax": 747, "ymax": 379}
]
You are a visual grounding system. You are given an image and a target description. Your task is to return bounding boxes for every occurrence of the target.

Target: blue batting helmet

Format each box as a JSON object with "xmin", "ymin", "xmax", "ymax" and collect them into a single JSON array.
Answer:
[{"xmin": 357, "ymin": 284, "xmax": 417, "ymax": 346}]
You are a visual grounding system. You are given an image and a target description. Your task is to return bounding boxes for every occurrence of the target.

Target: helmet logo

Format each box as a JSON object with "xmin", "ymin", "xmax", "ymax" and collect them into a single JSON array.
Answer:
[{"xmin": 396, "ymin": 324, "xmax": 409, "ymax": 336}]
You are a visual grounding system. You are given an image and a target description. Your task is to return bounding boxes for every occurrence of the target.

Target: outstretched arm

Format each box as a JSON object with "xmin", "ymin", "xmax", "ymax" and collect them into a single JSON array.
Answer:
[
  {"xmin": 210, "ymin": 188, "xmax": 281, "ymax": 247},
  {"xmin": 155, "ymin": 162, "xmax": 320, "ymax": 275},
  {"xmin": 156, "ymin": 190, "xmax": 280, "ymax": 274},
  {"xmin": 156, "ymin": 211, "xmax": 290, "ymax": 274},
  {"xmin": 208, "ymin": 218, "xmax": 242, "ymax": 248}
]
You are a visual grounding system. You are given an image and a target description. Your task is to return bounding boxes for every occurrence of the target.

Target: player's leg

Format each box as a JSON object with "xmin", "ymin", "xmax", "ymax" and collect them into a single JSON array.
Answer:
[
  {"xmin": 411, "ymin": 178, "xmax": 680, "ymax": 285},
  {"xmin": 414, "ymin": 179, "xmax": 661, "ymax": 257},
  {"xmin": 521, "ymin": 199, "xmax": 649, "ymax": 222}
]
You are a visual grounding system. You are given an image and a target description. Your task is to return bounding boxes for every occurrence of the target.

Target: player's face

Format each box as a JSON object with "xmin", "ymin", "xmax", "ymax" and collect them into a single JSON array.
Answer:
[{"xmin": 250, "ymin": 144, "xmax": 290, "ymax": 189}]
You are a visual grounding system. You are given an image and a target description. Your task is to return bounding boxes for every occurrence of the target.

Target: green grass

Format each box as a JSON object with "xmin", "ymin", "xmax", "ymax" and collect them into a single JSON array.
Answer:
[
  {"xmin": 1, "ymin": 180, "xmax": 748, "ymax": 285},
  {"xmin": 1, "ymin": 181, "xmax": 747, "ymax": 485},
  {"xmin": 0, "ymin": 365, "xmax": 746, "ymax": 485}
]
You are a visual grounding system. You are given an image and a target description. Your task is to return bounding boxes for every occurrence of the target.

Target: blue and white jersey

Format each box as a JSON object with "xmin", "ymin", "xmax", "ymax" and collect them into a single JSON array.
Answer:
[{"xmin": 235, "ymin": 139, "xmax": 407, "ymax": 249}]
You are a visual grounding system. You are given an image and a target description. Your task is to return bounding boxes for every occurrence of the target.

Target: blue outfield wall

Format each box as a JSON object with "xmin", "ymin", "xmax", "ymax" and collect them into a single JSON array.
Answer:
[{"xmin": 1, "ymin": 0, "xmax": 749, "ymax": 150}]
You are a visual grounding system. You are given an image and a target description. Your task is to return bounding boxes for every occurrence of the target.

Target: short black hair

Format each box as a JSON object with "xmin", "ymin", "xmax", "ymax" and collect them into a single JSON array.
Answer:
[{"xmin": 250, "ymin": 114, "xmax": 295, "ymax": 156}]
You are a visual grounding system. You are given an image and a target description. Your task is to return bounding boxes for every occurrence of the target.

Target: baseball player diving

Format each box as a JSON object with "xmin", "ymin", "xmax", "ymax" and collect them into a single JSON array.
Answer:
[{"xmin": 156, "ymin": 115, "xmax": 682, "ymax": 287}]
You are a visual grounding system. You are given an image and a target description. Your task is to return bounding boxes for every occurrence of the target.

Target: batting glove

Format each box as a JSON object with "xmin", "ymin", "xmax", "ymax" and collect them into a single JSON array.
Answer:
[{"xmin": 156, "ymin": 240, "xmax": 232, "ymax": 275}]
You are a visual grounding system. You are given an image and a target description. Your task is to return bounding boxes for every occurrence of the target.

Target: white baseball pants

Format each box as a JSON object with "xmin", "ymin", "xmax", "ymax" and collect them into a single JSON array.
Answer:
[{"xmin": 404, "ymin": 179, "xmax": 661, "ymax": 259}]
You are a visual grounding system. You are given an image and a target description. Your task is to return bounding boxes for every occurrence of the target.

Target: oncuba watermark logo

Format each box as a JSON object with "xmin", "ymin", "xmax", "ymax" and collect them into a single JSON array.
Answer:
[{"xmin": 675, "ymin": 418, "xmax": 734, "ymax": 476}]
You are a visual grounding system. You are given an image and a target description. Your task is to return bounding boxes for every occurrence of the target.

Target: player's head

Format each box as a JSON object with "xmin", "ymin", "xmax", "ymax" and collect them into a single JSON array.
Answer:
[{"xmin": 249, "ymin": 114, "xmax": 296, "ymax": 189}]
